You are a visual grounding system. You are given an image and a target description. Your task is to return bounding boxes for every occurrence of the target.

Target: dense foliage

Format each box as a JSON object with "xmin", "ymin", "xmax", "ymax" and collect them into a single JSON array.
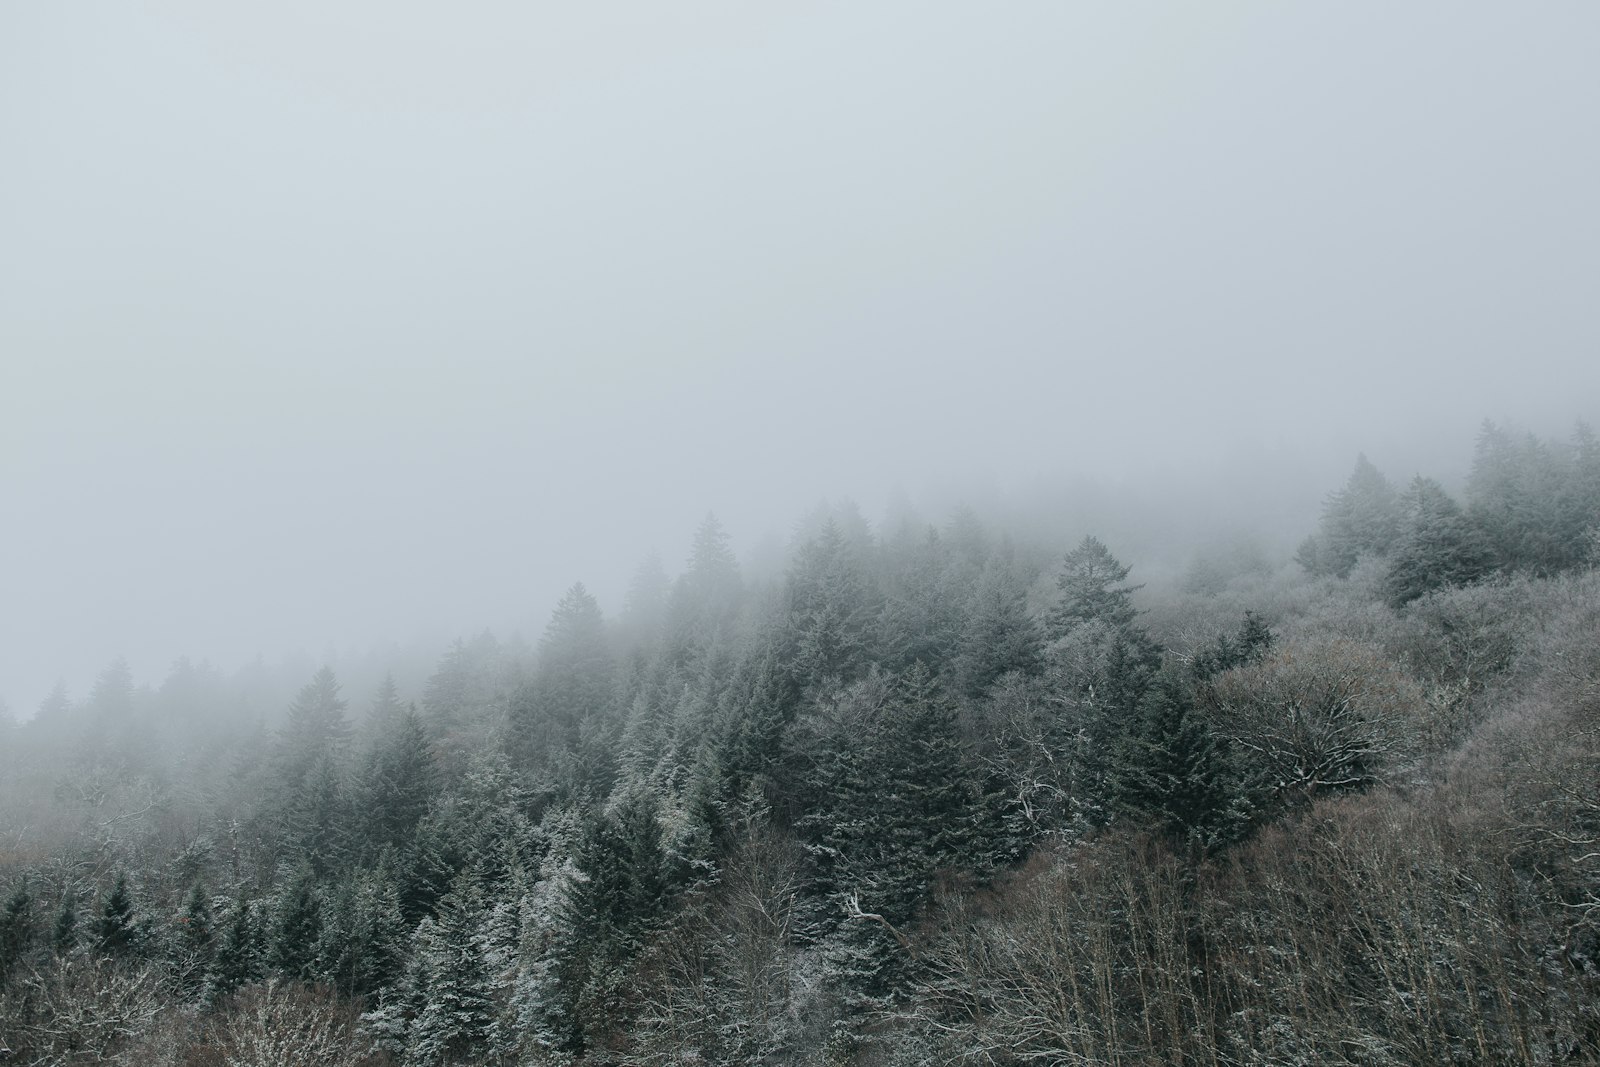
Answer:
[{"xmin": 3, "ymin": 422, "xmax": 1599, "ymax": 1064}]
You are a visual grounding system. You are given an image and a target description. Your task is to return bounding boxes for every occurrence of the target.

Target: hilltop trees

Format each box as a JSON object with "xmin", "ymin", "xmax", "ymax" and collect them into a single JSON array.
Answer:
[{"xmin": 4, "ymin": 425, "xmax": 1600, "ymax": 1065}]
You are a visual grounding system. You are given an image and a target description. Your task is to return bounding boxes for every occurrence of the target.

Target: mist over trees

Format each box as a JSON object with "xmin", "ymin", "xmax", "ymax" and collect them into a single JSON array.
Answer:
[{"xmin": 3, "ymin": 420, "xmax": 1599, "ymax": 1063}]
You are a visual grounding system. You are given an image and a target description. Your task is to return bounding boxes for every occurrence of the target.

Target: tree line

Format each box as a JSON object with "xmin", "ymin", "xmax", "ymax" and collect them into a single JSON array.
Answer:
[{"xmin": 2, "ymin": 420, "xmax": 1598, "ymax": 1064}]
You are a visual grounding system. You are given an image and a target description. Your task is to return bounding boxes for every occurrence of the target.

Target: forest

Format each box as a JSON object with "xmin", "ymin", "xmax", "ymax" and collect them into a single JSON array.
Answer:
[{"xmin": 2, "ymin": 418, "xmax": 1598, "ymax": 1066}]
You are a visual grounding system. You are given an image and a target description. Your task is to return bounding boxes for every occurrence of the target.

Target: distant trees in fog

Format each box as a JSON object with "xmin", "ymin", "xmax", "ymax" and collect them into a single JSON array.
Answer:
[{"xmin": 1, "ymin": 421, "xmax": 1598, "ymax": 1063}]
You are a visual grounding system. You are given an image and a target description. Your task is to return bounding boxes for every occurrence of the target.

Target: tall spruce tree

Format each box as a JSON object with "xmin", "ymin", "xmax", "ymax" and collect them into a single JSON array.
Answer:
[
  {"xmin": 92, "ymin": 874, "xmax": 141, "ymax": 958},
  {"xmin": 407, "ymin": 877, "xmax": 497, "ymax": 1066},
  {"xmin": 952, "ymin": 556, "xmax": 1043, "ymax": 698},
  {"xmin": 1386, "ymin": 476, "xmax": 1493, "ymax": 606},
  {"xmin": 507, "ymin": 583, "xmax": 614, "ymax": 772},
  {"xmin": 0, "ymin": 886, "xmax": 33, "ymax": 987},
  {"xmin": 360, "ymin": 707, "xmax": 437, "ymax": 858},
  {"xmin": 268, "ymin": 867, "xmax": 322, "ymax": 980}
]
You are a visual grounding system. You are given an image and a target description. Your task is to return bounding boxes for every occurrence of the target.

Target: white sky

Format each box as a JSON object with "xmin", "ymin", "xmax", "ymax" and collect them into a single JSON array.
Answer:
[{"xmin": 3, "ymin": 2, "xmax": 1597, "ymax": 712}]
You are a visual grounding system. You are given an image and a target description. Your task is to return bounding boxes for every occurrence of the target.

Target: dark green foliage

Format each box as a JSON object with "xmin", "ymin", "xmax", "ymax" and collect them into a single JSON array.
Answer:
[
  {"xmin": 176, "ymin": 882, "xmax": 213, "ymax": 956},
  {"xmin": 50, "ymin": 894, "xmax": 76, "ymax": 956},
  {"xmin": 313, "ymin": 868, "xmax": 408, "ymax": 998},
  {"xmin": 1107, "ymin": 673, "xmax": 1247, "ymax": 847},
  {"xmin": 9, "ymin": 441, "xmax": 1598, "ymax": 1064},
  {"xmin": 542, "ymin": 788, "xmax": 670, "ymax": 1054},
  {"xmin": 359, "ymin": 706, "xmax": 436, "ymax": 858},
  {"xmin": 268, "ymin": 868, "xmax": 322, "ymax": 979},
  {"xmin": 0, "ymin": 885, "xmax": 33, "ymax": 985},
  {"xmin": 800, "ymin": 665, "xmax": 982, "ymax": 1001},
  {"xmin": 714, "ymin": 642, "xmax": 798, "ymax": 806},
  {"xmin": 1386, "ymin": 476, "xmax": 1493, "ymax": 606},
  {"xmin": 1190, "ymin": 612, "xmax": 1275, "ymax": 683},
  {"xmin": 169, "ymin": 882, "xmax": 215, "ymax": 998},
  {"xmin": 1048, "ymin": 535, "xmax": 1144, "ymax": 637},
  {"xmin": 92, "ymin": 874, "xmax": 141, "ymax": 958},
  {"xmin": 407, "ymin": 878, "xmax": 497, "ymax": 1065},
  {"xmin": 952, "ymin": 557, "xmax": 1043, "ymax": 698},
  {"xmin": 286, "ymin": 751, "xmax": 351, "ymax": 875},
  {"xmin": 569, "ymin": 788, "xmax": 667, "ymax": 950},
  {"xmin": 208, "ymin": 893, "xmax": 262, "ymax": 1001}
]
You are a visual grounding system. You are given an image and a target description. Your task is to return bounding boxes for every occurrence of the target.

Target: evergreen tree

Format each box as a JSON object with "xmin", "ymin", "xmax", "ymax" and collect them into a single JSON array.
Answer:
[
  {"xmin": 407, "ymin": 878, "xmax": 497, "ymax": 1066},
  {"xmin": 367, "ymin": 672, "xmax": 405, "ymax": 735},
  {"xmin": 878, "ymin": 526, "xmax": 965, "ymax": 675},
  {"xmin": 800, "ymin": 666, "xmax": 980, "ymax": 1003},
  {"xmin": 662, "ymin": 514, "xmax": 745, "ymax": 672},
  {"xmin": 360, "ymin": 707, "xmax": 436, "ymax": 857},
  {"xmin": 173, "ymin": 882, "xmax": 215, "ymax": 983},
  {"xmin": 541, "ymin": 787, "xmax": 670, "ymax": 1053},
  {"xmin": 1386, "ymin": 476, "xmax": 1493, "ymax": 606},
  {"xmin": 0, "ymin": 885, "xmax": 33, "ymax": 986},
  {"xmin": 786, "ymin": 520, "xmax": 879, "ymax": 695},
  {"xmin": 507, "ymin": 583, "xmax": 614, "ymax": 770},
  {"xmin": 952, "ymin": 556, "xmax": 1043, "ymax": 698},
  {"xmin": 51, "ymin": 893, "xmax": 76, "ymax": 956},
  {"xmin": 1190, "ymin": 612, "xmax": 1275, "ymax": 683},
  {"xmin": 278, "ymin": 666, "xmax": 353, "ymax": 790},
  {"xmin": 88, "ymin": 656, "xmax": 135, "ymax": 719},
  {"xmin": 207, "ymin": 893, "xmax": 261, "ymax": 1002},
  {"xmin": 1307, "ymin": 453, "xmax": 1403, "ymax": 578},
  {"xmin": 1048, "ymin": 535, "xmax": 1144, "ymax": 637},
  {"xmin": 286, "ymin": 751, "xmax": 351, "ymax": 874},
  {"xmin": 715, "ymin": 643, "xmax": 795, "ymax": 802},
  {"xmin": 621, "ymin": 551, "xmax": 672, "ymax": 648},
  {"xmin": 36, "ymin": 679, "xmax": 72, "ymax": 721},
  {"xmin": 1107, "ymin": 673, "xmax": 1245, "ymax": 847},
  {"xmin": 1466, "ymin": 421, "xmax": 1595, "ymax": 575},
  {"xmin": 268, "ymin": 868, "xmax": 322, "ymax": 980},
  {"xmin": 92, "ymin": 874, "xmax": 141, "ymax": 958}
]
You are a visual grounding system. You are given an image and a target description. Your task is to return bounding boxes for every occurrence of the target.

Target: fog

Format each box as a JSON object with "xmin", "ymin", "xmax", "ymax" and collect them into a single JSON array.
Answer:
[{"xmin": 3, "ymin": 2, "xmax": 1597, "ymax": 715}]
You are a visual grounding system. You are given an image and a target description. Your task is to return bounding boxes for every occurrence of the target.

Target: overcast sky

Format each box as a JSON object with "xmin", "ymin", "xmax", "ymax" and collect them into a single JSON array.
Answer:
[{"xmin": 3, "ymin": 2, "xmax": 1597, "ymax": 713}]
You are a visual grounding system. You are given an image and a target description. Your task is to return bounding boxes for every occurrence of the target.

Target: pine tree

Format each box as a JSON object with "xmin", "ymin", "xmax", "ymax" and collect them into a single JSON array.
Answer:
[
  {"xmin": 1190, "ymin": 612, "xmax": 1275, "ymax": 683},
  {"xmin": 1107, "ymin": 673, "xmax": 1244, "ymax": 847},
  {"xmin": 360, "ymin": 707, "xmax": 436, "ymax": 857},
  {"xmin": 952, "ymin": 556, "xmax": 1043, "ymax": 698},
  {"xmin": 1047, "ymin": 535, "xmax": 1144, "ymax": 637},
  {"xmin": 1386, "ymin": 476, "xmax": 1493, "ymax": 606},
  {"xmin": 92, "ymin": 874, "xmax": 141, "ymax": 958},
  {"xmin": 268, "ymin": 868, "xmax": 322, "ymax": 980},
  {"xmin": 287, "ymin": 751, "xmax": 351, "ymax": 875},
  {"xmin": 172, "ymin": 882, "xmax": 215, "ymax": 995},
  {"xmin": 88, "ymin": 657, "xmax": 135, "ymax": 719},
  {"xmin": 0, "ymin": 885, "xmax": 33, "ymax": 986},
  {"xmin": 51, "ymin": 893, "xmax": 77, "ymax": 956},
  {"xmin": 367, "ymin": 673, "xmax": 405, "ymax": 735},
  {"xmin": 207, "ymin": 893, "xmax": 261, "ymax": 1002},
  {"xmin": 786, "ymin": 520, "xmax": 879, "ymax": 695},
  {"xmin": 662, "ymin": 514, "xmax": 745, "ymax": 672},
  {"xmin": 878, "ymin": 527, "xmax": 964, "ymax": 675},
  {"xmin": 621, "ymin": 551, "xmax": 672, "ymax": 647},
  {"xmin": 407, "ymin": 877, "xmax": 496, "ymax": 1065},
  {"xmin": 1310, "ymin": 454, "xmax": 1403, "ymax": 577},
  {"xmin": 278, "ymin": 666, "xmax": 353, "ymax": 791},
  {"xmin": 801, "ymin": 666, "xmax": 980, "ymax": 1004},
  {"xmin": 715, "ymin": 643, "xmax": 795, "ymax": 802},
  {"xmin": 507, "ymin": 583, "xmax": 614, "ymax": 770}
]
